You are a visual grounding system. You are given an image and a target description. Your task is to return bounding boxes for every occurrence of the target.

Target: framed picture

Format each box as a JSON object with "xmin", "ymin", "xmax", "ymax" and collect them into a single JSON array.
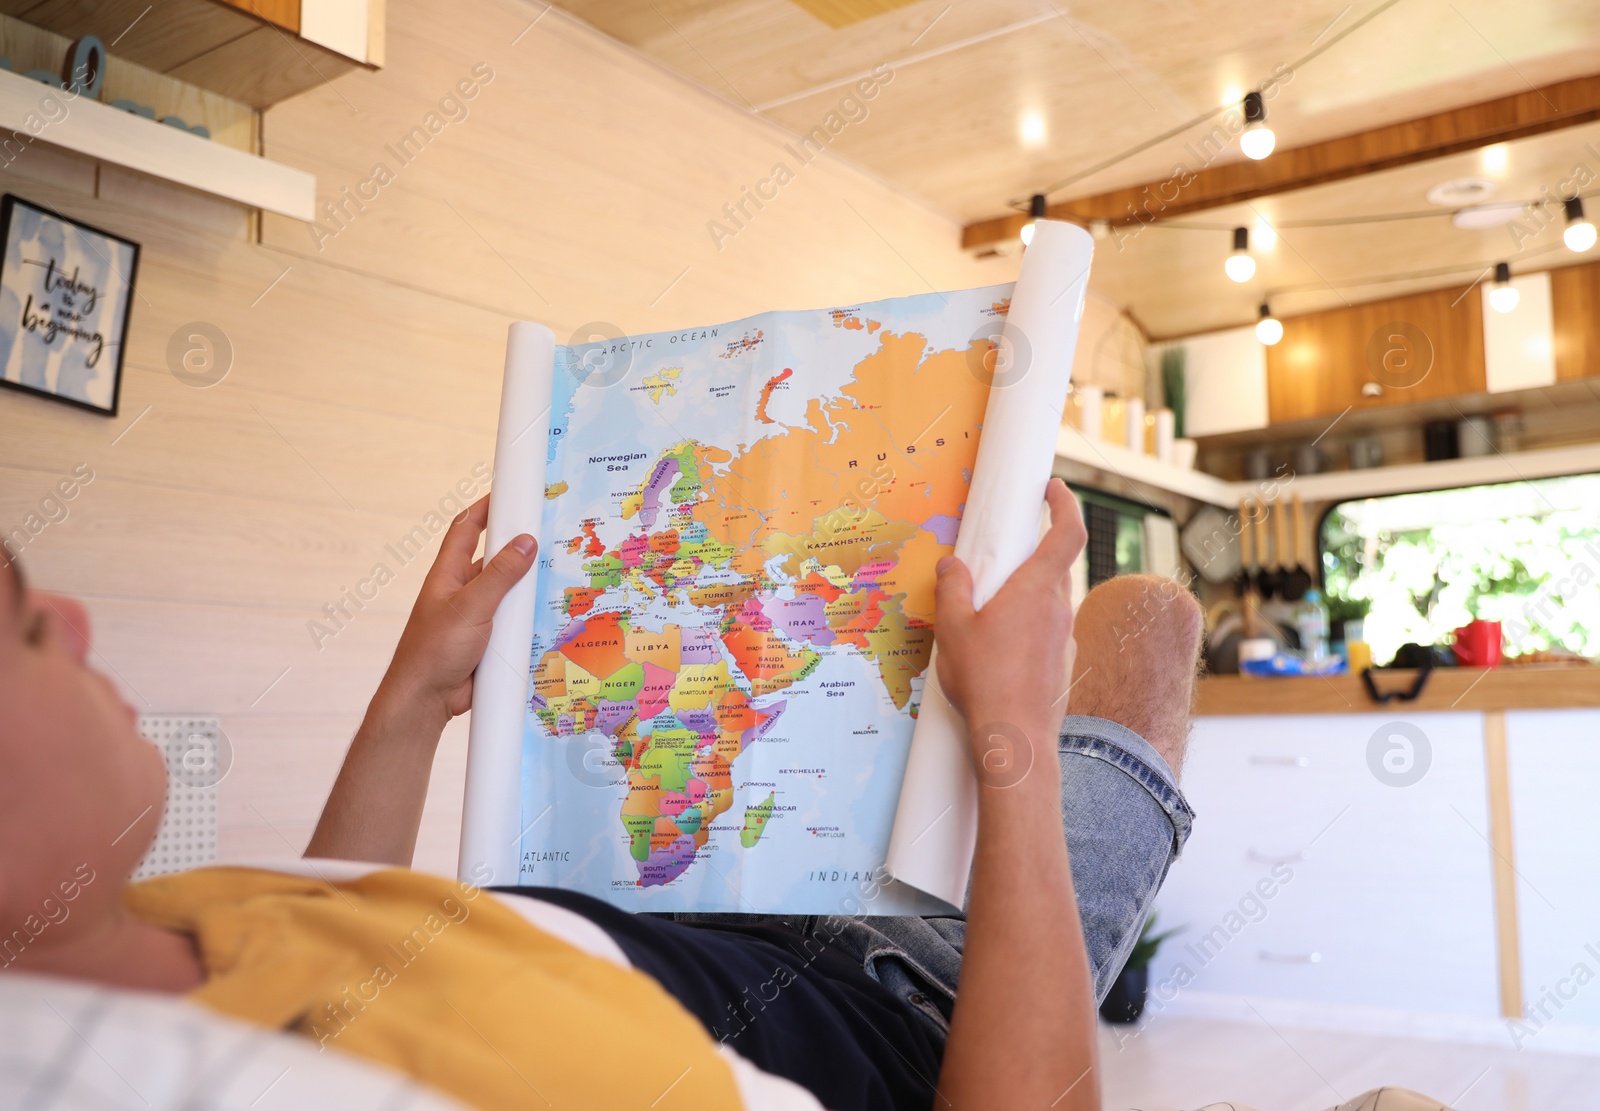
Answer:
[{"xmin": 0, "ymin": 194, "xmax": 140, "ymax": 416}]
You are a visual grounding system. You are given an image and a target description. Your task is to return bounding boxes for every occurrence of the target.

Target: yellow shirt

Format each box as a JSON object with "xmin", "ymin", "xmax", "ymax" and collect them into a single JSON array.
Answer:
[{"xmin": 126, "ymin": 866, "xmax": 744, "ymax": 1111}]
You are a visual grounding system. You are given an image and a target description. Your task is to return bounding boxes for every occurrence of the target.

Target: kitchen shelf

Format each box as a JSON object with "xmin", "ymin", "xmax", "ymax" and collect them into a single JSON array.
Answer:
[
  {"xmin": 1054, "ymin": 425, "xmax": 1237, "ymax": 506},
  {"xmin": 1272, "ymin": 442, "xmax": 1600, "ymax": 502},
  {"xmin": 1057, "ymin": 429, "xmax": 1600, "ymax": 508},
  {"xmin": 0, "ymin": 68, "xmax": 314, "ymax": 219}
]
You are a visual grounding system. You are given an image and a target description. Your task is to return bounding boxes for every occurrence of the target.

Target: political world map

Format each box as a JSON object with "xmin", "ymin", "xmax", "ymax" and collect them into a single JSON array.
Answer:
[{"xmin": 517, "ymin": 285, "xmax": 1012, "ymax": 912}]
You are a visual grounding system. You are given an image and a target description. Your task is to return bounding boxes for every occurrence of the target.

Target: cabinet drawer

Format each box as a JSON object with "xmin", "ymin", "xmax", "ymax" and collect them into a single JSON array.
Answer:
[
  {"xmin": 1151, "ymin": 712, "xmax": 1499, "ymax": 1017},
  {"xmin": 1507, "ymin": 710, "xmax": 1600, "ymax": 1031}
]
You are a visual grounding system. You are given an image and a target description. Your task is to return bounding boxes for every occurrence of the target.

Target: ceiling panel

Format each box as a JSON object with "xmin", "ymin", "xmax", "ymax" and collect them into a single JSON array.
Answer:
[
  {"xmin": 556, "ymin": 0, "xmax": 1600, "ymax": 219},
  {"xmin": 555, "ymin": 0, "xmax": 1600, "ymax": 336}
]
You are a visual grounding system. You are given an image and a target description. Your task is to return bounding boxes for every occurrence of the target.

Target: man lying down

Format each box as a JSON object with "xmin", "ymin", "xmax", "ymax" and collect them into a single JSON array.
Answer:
[{"xmin": 1, "ymin": 480, "xmax": 1445, "ymax": 1111}]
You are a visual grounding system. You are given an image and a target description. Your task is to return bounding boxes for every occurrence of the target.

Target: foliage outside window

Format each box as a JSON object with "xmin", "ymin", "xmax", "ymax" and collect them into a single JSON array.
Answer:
[{"xmin": 1320, "ymin": 473, "xmax": 1600, "ymax": 665}]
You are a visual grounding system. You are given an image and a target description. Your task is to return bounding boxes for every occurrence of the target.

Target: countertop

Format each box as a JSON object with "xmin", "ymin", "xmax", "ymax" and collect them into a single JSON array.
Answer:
[{"xmin": 1194, "ymin": 664, "xmax": 1600, "ymax": 716}]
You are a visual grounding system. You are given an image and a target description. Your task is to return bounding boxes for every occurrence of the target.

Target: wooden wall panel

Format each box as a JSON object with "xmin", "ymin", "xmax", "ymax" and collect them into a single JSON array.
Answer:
[
  {"xmin": 0, "ymin": 0, "xmax": 1011, "ymax": 873},
  {"xmin": 1551, "ymin": 260, "xmax": 1600, "ymax": 382},
  {"xmin": 1266, "ymin": 285, "xmax": 1487, "ymax": 425}
]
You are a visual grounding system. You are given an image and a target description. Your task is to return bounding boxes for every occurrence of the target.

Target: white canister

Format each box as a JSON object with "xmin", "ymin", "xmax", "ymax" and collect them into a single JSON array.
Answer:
[
  {"xmin": 1238, "ymin": 637, "xmax": 1277, "ymax": 676},
  {"xmin": 1077, "ymin": 385, "xmax": 1103, "ymax": 441},
  {"xmin": 1125, "ymin": 397, "xmax": 1146, "ymax": 454},
  {"xmin": 1154, "ymin": 408, "xmax": 1176, "ymax": 463}
]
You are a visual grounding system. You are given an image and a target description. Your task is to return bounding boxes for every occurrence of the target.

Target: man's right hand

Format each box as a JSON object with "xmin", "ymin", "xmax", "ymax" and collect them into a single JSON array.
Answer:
[{"xmin": 932, "ymin": 477, "xmax": 1087, "ymax": 781}]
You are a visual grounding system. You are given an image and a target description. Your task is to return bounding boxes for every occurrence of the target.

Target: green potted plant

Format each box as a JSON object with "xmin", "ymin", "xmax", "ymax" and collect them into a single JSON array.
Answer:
[{"xmin": 1099, "ymin": 914, "xmax": 1181, "ymax": 1024}]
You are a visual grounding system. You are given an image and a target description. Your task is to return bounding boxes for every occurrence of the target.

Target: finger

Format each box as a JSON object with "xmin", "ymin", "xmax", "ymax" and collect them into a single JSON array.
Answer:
[
  {"xmin": 1029, "ymin": 479, "xmax": 1087, "ymax": 583},
  {"xmin": 933, "ymin": 555, "xmax": 975, "ymax": 635},
  {"xmin": 454, "ymin": 535, "xmax": 537, "ymax": 625},
  {"xmin": 430, "ymin": 495, "xmax": 492, "ymax": 584}
]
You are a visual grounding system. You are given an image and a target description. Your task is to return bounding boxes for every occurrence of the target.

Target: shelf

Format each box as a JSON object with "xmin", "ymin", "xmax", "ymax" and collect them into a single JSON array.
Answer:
[
  {"xmin": 0, "ymin": 68, "xmax": 314, "ymax": 220},
  {"xmin": 10, "ymin": 0, "xmax": 376, "ymax": 109},
  {"xmin": 1055, "ymin": 425, "xmax": 1237, "ymax": 506},
  {"xmin": 1275, "ymin": 442, "xmax": 1600, "ymax": 502},
  {"xmin": 1057, "ymin": 427, "xmax": 1600, "ymax": 508}
]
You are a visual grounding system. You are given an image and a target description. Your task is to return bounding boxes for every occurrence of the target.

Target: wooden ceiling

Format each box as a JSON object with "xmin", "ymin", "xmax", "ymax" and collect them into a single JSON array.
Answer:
[{"xmin": 556, "ymin": 0, "xmax": 1600, "ymax": 335}]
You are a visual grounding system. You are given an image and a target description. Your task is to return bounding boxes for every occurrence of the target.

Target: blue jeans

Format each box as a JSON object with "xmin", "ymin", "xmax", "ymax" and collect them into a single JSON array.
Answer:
[{"xmin": 675, "ymin": 714, "xmax": 1196, "ymax": 1038}]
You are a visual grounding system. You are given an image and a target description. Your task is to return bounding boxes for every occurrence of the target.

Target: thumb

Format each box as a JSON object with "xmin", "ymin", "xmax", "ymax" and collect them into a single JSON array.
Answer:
[
  {"xmin": 934, "ymin": 555, "xmax": 975, "ymax": 632},
  {"xmin": 455, "ymin": 535, "xmax": 537, "ymax": 625}
]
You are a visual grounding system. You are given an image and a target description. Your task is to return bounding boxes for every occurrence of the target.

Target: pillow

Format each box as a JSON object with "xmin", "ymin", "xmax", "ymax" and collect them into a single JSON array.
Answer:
[{"xmin": 0, "ymin": 971, "xmax": 469, "ymax": 1110}]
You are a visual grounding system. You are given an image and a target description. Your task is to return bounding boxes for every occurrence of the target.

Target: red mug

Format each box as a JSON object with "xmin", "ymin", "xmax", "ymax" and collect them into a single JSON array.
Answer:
[{"xmin": 1453, "ymin": 620, "xmax": 1503, "ymax": 668}]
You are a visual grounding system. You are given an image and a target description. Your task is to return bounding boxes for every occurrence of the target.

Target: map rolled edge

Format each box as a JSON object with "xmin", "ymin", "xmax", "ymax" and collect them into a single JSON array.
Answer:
[
  {"xmin": 459, "ymin": 321, "xmax": 556, "ymax": 887},
  {"xmin": 885, "ymin": 221, "xmax": 1095, "ymax": 909}
]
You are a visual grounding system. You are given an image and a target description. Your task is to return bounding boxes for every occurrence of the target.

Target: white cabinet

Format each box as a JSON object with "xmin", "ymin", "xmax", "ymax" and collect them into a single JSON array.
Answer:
[
  {"xmin": 1482, "ymin": 272, "xmax": 1556, "ymax": 394},
  {"xmin": 1163, "ymin": 326, "xmax": 1269, "ymax": 438},
  {"xmin": 1506, "ymin": 709, "xmax": 1600, "ymax": 1033},
  {"xmin": 1148, "ymin": 713, "xmax": 1501, "ymax": 1018}
]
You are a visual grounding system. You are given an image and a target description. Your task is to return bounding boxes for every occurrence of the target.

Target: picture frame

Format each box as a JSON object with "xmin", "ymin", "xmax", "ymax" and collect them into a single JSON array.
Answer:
[{"xmin": 0, "ymin": 194, "xmax": 140, "ymax": 417}]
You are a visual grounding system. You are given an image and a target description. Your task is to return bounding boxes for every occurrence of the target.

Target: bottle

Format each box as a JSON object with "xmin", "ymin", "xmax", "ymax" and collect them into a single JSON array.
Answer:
[{"xmin": 1295, "ymin": 589, "xmax": 1329, "ymax": 662}]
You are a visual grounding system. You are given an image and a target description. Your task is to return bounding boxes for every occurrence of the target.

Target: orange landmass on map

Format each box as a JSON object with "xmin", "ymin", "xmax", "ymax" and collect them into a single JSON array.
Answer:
[{"xmin": 756, "ymin": 367, "xmax": 792, "ymax": 425}]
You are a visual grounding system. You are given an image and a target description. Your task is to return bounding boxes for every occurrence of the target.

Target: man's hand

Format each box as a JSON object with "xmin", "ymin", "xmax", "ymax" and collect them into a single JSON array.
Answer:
[
  {"xmin": 307, "ymin": 493, "xmax": 536, "ymax": 866},
  {"xmin": 379, "ymin": 494, "xmax": 538, "ymax": 723},
  {"xmin": 935, "ymin": 478, "xmax": 1100, "ymax": 1111},
  {"xmin": 932, "ymin": 478, "xmax": 1087, "ymax": 780}
]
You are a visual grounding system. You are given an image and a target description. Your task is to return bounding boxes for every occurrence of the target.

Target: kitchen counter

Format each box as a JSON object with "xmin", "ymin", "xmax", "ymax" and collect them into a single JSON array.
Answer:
[{"xmin": 1195, "ymin": 664, "xmax": 1600, "ymax": 715}]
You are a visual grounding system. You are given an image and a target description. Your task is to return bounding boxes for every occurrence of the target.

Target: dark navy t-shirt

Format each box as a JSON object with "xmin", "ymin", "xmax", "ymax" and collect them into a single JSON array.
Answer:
[{"xmin": 497, "ymin": 887, "xmax": 944, "ymax": 1111}]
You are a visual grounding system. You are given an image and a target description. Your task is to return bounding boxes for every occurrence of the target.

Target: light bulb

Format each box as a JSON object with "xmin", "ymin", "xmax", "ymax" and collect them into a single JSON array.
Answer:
[
  {"xmin": 1564, "ymin": 197, "xmax": 1596, "ymax": 252},
  {"xmin": 1020, "ymin": 193, "xmax": 1048, "ymax": 247},
  {"xmin": 1020, "ymin": 112, "xmax": 1046, "ymax": 148},
  {"xmin": 1225, "ymin": 226, "xmax": 1254, "ymax": 282},
  {"xmin": 1489, "ymin": 262, "xmax": 1518, "ymax": 313},
  {"xmin": 1256, "ymin": 304, "xmax": 1282, "ymax": 345},
  {"xmin": 1241, "ymin": 123, "xmax": 1276, "ymax": 160},
  {"xmin": 1240, "ymin": 91, "xmax": 1274, "ymax": 160}
]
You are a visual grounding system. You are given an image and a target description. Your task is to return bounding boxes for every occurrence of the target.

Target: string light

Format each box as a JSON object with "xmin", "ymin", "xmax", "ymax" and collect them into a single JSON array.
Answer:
[
  {"xmin": 1255, "ymin": 302, "xmax": 1283, "ymax": 345},
  {"xmin": 1489, "ymin": 262, "xmax": 1519, "ymax": 313},
  {"xmin": 1020, "ymin": 194, "xmax": 1048, "ymax": 247},
  {"xmin": 1225, "ymin": 226, "xmax": 1256, "ymax": 282},
  {"xmin": 1240, "ymin": 91, "xmax": 1275, "ymax": 160},
  {"xmin": 1564, "ymin": 197, "xmax": 1596, "ymax": 253},
  {"xmin": 1020, "ymin": 112, "xmax": 1047, "ymax": 148}
]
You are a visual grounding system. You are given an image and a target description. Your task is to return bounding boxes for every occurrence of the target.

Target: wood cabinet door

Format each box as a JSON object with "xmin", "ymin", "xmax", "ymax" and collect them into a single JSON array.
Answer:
[
  {"xmin": 1266, "ymin": 288, "xmax": 1487, "ymax": 424},
  {"xmin": 1550, "ymin": 261, "xmax": 1600, "ymax": 381}
]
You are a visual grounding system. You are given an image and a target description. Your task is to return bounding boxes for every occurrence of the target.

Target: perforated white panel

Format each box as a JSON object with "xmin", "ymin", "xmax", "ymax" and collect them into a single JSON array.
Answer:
[{"xmin": 133, "ymin": 717, "xmax": 225, "ymax": 880}]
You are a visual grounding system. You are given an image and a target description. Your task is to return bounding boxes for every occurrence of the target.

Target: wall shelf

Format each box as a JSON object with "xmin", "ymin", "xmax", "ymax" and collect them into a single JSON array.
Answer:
[
  {"xmin": 0, "ymin": 68, "xmax": 314, "ymax": 219},
  {"xmin": 1276, "ymin": 442, "xmax": 1600, "ymax": 503},
  {"xmin": 9, "ymin": 0, "xmax": 378, "ymax": 110},
  {"xmin": 1058, "ymin": 427, "xmax": 1600, "ymax": 508},
  {"xmin": 1055, "ymin": 425, "xmax": 1237, "ymax": 506}
]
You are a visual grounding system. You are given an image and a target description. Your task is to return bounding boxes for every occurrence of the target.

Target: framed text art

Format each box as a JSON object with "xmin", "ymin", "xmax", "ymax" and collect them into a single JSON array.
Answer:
[{"xmin": 0, "ymin": 195, "xmax": 140, "ymax": 416}]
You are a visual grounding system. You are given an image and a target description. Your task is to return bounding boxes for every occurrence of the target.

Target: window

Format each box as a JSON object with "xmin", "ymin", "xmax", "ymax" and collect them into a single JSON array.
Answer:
[
  {"xmin": 1319, "ymin": 473, "xmax": 1600, "ymax": 664},
  {"xmin": 1071, "ymin": 486, "xmax": 1166, "ymax": 587}
]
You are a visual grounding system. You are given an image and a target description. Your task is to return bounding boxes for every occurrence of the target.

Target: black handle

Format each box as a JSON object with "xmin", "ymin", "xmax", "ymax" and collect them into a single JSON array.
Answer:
[{"xmin": 1360, "ymin": 663, "xmax": 1432, "ymax": 704}]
